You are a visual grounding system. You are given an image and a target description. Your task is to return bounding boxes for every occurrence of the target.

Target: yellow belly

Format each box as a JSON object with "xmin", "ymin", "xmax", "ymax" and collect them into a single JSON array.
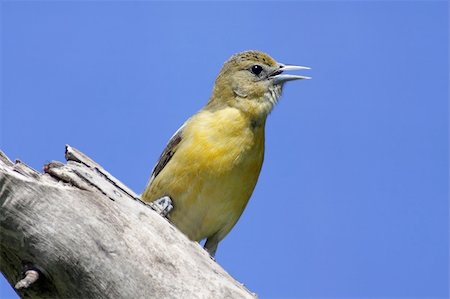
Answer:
[{"xmin": 142, "ymin": 108, "xmax": 265, "ymax": 242}]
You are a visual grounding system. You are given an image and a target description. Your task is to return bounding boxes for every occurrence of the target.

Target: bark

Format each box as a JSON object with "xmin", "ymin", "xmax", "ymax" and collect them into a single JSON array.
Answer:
[{"xmin": 0, "ymin": 145, "xmax": 256, "ymax": 299}]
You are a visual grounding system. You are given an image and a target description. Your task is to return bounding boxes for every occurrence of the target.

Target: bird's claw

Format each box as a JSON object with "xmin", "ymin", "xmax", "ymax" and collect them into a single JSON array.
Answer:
[{"xmin": 153, "ymin": 196, "xmax": 173, "ymax": 217}]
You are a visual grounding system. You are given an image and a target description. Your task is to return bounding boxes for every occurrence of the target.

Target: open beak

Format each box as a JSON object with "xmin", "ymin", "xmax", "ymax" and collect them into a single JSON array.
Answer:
[{"xmin": 271, "ymin": 64, "xmax": 311, "ymax": 84}]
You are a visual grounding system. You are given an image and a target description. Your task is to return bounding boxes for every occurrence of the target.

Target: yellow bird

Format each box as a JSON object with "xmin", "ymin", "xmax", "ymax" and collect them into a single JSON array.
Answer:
[{"xmin": 142, "ymin": 50, "xmax": 310, "ymax": 256}]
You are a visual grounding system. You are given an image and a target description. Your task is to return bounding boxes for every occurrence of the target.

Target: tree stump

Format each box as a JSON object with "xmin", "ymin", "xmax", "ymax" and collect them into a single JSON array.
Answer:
[{"xmin": 0, "ymin": 145, "xmax": 255, "ymax": 299}]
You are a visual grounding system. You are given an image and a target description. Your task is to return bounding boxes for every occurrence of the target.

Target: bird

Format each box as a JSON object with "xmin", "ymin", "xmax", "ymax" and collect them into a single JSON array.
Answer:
[{"xmin": 142, "ymin": 50, "xmax": 310, "ymax": 257}]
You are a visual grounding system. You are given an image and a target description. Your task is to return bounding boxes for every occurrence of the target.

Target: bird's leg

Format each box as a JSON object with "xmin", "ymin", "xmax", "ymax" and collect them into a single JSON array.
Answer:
[
  {"xmin": 152, "ymin": 196, "xmax": 173, "ymax": 217},
  {"xmin": 204, "ymin": 237, "xmax": 219, "ymax": 258}
]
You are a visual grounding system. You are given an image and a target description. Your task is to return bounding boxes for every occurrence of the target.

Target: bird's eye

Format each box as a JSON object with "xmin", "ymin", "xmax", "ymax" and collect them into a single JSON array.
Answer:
[{"xmin": 250, "ymin": 65, "xmax": 263, "ymax": 76}]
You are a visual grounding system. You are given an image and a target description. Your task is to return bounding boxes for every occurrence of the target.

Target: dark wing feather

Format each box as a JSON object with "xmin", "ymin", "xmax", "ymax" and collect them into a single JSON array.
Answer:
[{"xmin": 149, "ymin": 127, "xmax": 183, "ymax": 183}]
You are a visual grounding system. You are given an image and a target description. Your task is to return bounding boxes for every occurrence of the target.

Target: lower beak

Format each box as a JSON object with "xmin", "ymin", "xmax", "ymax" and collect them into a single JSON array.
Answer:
[{"xmin": 272, "ymin": 64, "xmax": 311, "ymax": 84}]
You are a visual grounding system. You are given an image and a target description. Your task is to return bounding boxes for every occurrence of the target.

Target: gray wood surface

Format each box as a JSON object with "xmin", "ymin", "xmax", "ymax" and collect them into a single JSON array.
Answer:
[{"xmin": 0, "ymin": 146, "xmax": 256, "ymax": 299}]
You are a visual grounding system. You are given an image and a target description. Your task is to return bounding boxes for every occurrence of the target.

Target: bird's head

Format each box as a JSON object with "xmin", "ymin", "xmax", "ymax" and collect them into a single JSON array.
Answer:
[{"xmin": 207, "ymin": 50, "xmax": 310, "ymax": 120}]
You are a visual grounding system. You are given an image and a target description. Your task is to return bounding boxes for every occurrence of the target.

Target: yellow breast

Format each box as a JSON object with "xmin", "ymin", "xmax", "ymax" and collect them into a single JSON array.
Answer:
[{"xmin": 143, "ymin": 107, "xmax": 265, "ymax": 242}]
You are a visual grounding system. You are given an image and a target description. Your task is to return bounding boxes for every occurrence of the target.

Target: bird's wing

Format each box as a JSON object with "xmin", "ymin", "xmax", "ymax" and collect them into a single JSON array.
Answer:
[{"xmin": 148, "ymin": 124, "xmax": 184, "ymax": 185}]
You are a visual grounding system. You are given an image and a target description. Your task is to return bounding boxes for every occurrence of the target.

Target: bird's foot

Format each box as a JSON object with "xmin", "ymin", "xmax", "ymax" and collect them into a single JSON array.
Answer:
[
  {"xmin": 153, "ymin": 196, "xmax": 173, "ymax": 217},
  {"xmin": 204, "ymin": 237, "xmax": 218, "ymax": 259}
]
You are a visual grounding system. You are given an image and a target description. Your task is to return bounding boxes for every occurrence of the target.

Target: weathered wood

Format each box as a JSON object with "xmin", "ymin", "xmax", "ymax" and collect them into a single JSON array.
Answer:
[{"xmin": 0, "ymin": 146, "xmax": 256, "ymax": 299}]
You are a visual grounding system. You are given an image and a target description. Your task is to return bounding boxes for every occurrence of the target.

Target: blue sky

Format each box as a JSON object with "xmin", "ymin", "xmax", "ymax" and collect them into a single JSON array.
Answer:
[{"xmin": 1, "ymin": 1, "xmax": 448, "ymax": 298}]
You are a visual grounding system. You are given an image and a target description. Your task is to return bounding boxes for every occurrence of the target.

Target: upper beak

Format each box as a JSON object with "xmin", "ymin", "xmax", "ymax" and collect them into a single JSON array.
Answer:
[{"xmin": 271, "ymin": 64, "xmax": 311, "ymax": 84}]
